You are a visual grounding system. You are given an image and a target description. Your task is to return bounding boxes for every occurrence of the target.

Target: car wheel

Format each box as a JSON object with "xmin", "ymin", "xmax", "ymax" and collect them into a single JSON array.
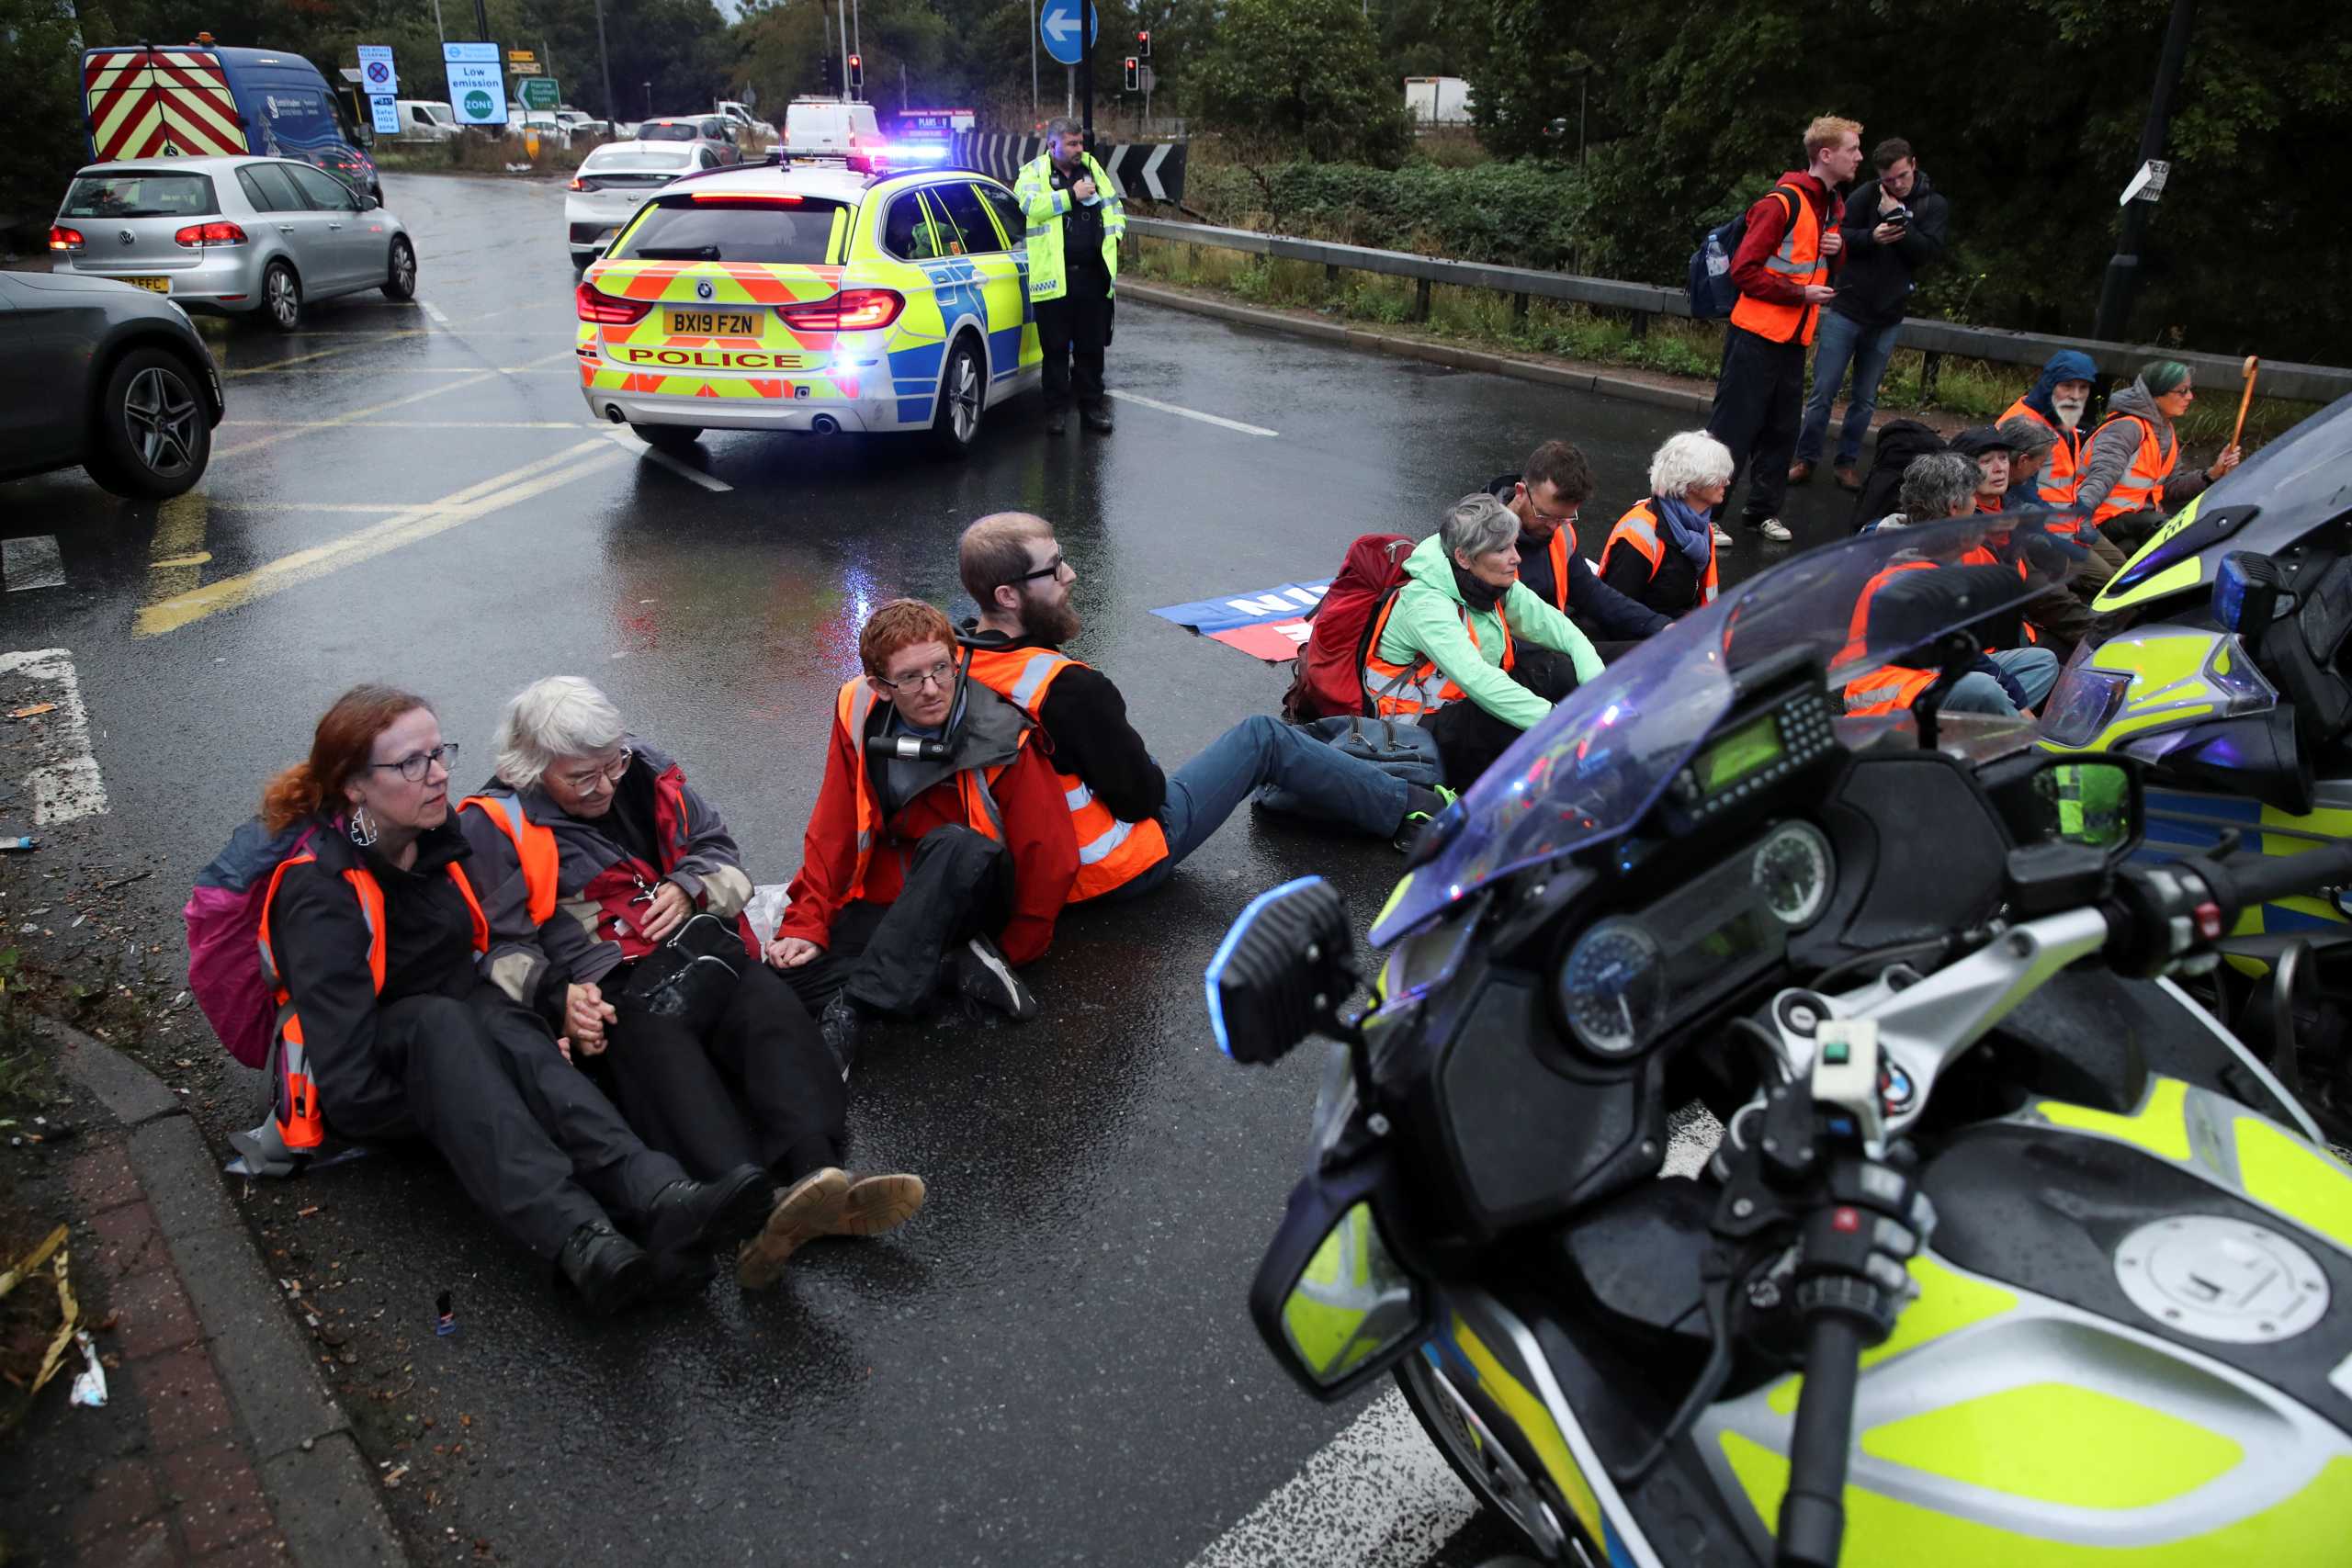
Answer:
[
  {"xmin": 628, "ymin": 423, "xmax": 702, "ymax": 454},
  {"xmin": 381, "ymin": 236, "xmax": 418, "ymax": 300},
  {"xmin": 262, "ymin": 261, "xmax": 302, "ymax": 332},
  {"xmin": 86, "ymin": 349, "xmax": 211, "ymax": 500},
  {"xmin": 929, "ymin": 335, "xmax": 985, "ymax": 458}
]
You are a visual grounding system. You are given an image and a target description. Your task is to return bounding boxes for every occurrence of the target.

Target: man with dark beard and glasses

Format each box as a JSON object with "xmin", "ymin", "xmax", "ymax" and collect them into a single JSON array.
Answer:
[{"xmin": 954, "ymin": 513, "xmax": 1456, "ymax": 900}]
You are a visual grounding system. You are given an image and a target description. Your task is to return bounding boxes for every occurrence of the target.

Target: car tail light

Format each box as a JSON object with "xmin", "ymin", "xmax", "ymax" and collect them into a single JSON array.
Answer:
[
  {"xmin": 569, "ymin": 175, "xmax": 600, "ymax": 192},
  {"xmin": 49, "ymin": 225, "xmax": 85, "ymax": 251},
  {"xmin": 173, "ymin": 220, "xmax": 247, "ymax": 247},
  {"xmin": 778, "ymin": 288, "xmax": 904, "ymax": 332},
  {"xmin": 575, "ymin": 280, "xmax": 651, "ymax": 324}
]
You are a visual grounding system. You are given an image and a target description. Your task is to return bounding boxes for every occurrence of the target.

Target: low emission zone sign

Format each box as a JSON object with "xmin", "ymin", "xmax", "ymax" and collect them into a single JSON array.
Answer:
[{"xmin": 443, "ymin": 40, "xmax": 506, "ymax": 126}]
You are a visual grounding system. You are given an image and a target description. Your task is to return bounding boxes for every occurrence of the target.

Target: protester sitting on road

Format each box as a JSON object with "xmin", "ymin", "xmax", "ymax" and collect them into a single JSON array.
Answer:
[
  {"xmin": 2075, "ymin": 360, "xmax": 2244, "ymax": 546},
  {"xmin": 1364, "ymin": 493, "xmax": 1604, "ymax": 786},
  {"xmin": 954, "ymin": 513, "xmax": 1455, "ymax": 897},
  {"xmin": 1952, "ymin": 425, "xmax": 2016, "ymax": 514},
  {"xmin": 1996, "ymin": 417, "xmax": 2058, "ymax": 512},
  {"xmin": 2000, "ymin": 350, "xmax": 2098, "ymax": 507},
  {"xmin": 1482, "ymin": 441, "xmax": 1667, "ymax": 661},
  {"xmin": 458, "ymin": 679, "xmax": 924, "ymax": 1293},
  {"xmin": 1984, "ymin": 415, "xmax": 2109, "ymax": 654},
  {"xmin": 1846, "ymin": 454, "xmax": 2061, "ymax": 718},
  {"xmin": 1599, "ymin": 431, "xmax": 1733, "ymax": 617},
  {"xmin": 253, "ymin": 684, "xmax": 775, "ymax": 1316},
  {"xmin": 1792, "ymin": 137, "xmax": 1950, "ymax": 493},
  {"xmin": 768, "ymin": 599, "xmax": 1078, "ymax": 1066}
]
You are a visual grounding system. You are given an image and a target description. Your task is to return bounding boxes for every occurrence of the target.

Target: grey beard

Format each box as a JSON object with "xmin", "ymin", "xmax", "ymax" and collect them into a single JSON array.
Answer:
[{"xmin": 2053, "ymin": 400, "xmax": 2086, "ymax": 430}]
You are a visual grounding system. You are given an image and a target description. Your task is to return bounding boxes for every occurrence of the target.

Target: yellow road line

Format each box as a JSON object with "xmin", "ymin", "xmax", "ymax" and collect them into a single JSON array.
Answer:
[
  {"xmin": 219, "ymin": 419, "xmax": 582, "ymax": 431},
  {"xmin": 146, "ymin": 491, "xmax": 209, "ymax": 603},
  {"xmin": 210, "ymin": 350, "xmax": 575, "ymax": 458},
  {"xmin": 134, "ymin": 441, "xmax": 624, "ymax": 638},
  {"xmin": 225, "ymin": 330, "xmax": 432, "ymax": 377}
]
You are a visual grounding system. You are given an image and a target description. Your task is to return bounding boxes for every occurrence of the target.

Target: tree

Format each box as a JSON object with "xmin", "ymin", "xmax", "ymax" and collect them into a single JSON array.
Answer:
[{"xmin": 1191, "ymin": 0, "xmax": 1409, "ymax": 164}]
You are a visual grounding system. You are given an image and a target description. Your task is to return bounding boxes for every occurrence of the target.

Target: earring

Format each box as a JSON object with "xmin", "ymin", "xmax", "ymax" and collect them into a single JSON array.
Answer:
[{"xmin": 346, "ymin": 805, "xmax": 379, "ymax": 847}]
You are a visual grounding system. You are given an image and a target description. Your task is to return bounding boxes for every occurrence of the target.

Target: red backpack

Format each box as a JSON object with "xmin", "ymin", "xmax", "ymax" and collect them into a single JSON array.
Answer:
[{"xmin": 1281, "ymin": 534, "xmax": 1414, "ymax": 723}]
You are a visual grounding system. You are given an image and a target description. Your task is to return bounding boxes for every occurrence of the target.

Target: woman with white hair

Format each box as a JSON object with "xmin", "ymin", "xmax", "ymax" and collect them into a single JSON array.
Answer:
[
  {"xmin": 458, "ymin": 676, "xmax": 924, "ymax": 1293},
  {"xmin": 1599, "ymin": 431, "xmax": 1733, "ymax": 616},
  {"xmin": 1364, "ymin": 491, "xmax": 1603, "ymax": 786}
]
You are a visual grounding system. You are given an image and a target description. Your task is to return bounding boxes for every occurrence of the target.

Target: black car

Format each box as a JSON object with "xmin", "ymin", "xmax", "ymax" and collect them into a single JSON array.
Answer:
[{"xmin": 0, "ymin": 269, "xmax": 225, "ymax": 499}]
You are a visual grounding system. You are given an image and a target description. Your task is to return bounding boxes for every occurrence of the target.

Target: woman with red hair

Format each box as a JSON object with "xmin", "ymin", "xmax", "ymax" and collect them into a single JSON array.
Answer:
[{"xmin": 251, "ymin": 683, "xmax": 781, "ymax": 1314}]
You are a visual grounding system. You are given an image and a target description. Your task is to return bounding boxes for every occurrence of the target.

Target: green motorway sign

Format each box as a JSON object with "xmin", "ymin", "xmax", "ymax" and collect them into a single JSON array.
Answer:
[{"xmin": 519, "ymin": 76, "xmax": 560, "ymax": 110}]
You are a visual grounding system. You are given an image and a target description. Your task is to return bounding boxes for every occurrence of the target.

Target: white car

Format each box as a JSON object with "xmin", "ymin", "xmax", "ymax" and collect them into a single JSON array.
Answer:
[
  {"xmin": 553, "ymin": 108, "xmax": 611, "ymax": 140},
  {"xmin": 389, "ymin": 99, "xmax": 459, "ymax": 142},
  {"xmin": 564, "ymin": 140, "xmax": 723, "ymax": 268},
  {"xmin": 504, "ymin": 109, "xmax": 571, "ymax": 149}
]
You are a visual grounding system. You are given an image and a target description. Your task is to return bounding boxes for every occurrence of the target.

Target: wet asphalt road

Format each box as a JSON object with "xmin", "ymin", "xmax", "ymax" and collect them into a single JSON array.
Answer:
[{"xmin": 0, "ymin": 173, "xmax": 1867, "ymax": 1565}]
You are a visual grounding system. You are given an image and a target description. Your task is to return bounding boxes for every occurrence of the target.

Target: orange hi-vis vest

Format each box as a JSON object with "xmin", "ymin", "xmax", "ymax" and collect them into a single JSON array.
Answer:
[
  {"xmin": 1362, "ymin": 592, "xmax": 1514, "ymax": 719},
  {"xmin": 1728, "ymin": 184, "xmax": 1827, "ymax": 347},
  {"xmin": 835, "ymin": 676, "xmax": 1013, "ymax": 901},
  {"xmin": 1999, "ymin": 398, "xmax": 2084, "ymax": 514},
  {"xmin": 458, "ymin": 794, "xmax": 559, "ymax": 925},
  {"xmin": 1529, "ymin": 525, "xmax": 1575, "ymax": 615},
  {"xmin": 2088, "ymin": 411, "xmax": 2177, "ymax": 526},
  {"xmin": 1602, "ymin": 500, "xmax": 1718, "ymax": 608},
  {"xmin": 254, "ymin": 852, "xmax": 488, "ymax": 1157},
  {"xmin": 959, "ymin": 646, "xmax": 1170, "ymax": 901},
  {"xmin": 1838, "ymin": 560, "xmax": 1945, "ymax": 716}
]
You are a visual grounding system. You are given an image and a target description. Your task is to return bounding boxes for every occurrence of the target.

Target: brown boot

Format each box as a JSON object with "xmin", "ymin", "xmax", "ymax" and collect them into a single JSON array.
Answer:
[
  {"xmin": 1786, "ymin": 459, "xmax": 1814, "ymax": 485},
  {"xmin": 735, "ymin": 1168, "xmax": 849, "ymax": 1291},
  {"xmin": 831, "ymin": 1173, "xmax": 927, "ymax": 1237},
  {"xmin": 1833, "ymin": 462, "xmax": 1861, "ymax": 492}
]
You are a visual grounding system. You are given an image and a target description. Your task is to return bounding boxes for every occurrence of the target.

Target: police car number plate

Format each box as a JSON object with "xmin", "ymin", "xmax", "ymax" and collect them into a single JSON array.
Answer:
[{"xmin": 667, "ymin": 309, "xmax": 757, "ymax": 335}]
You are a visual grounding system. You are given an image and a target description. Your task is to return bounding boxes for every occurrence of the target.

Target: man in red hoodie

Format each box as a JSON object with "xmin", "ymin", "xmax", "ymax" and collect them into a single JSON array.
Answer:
[
  {"xmin": 766, "ymin": 599, "xmax": 1078, "ymax": 1066},
  {"xmin": 1706, "ymin": 115, "xmax": 1860, "ymax": 545}
]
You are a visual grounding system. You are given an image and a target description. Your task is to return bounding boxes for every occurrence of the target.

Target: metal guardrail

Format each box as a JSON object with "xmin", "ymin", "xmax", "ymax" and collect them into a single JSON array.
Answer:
[{"xmin": 1127, "ymin": 218, "xmax": 2352, "ymax": 405}]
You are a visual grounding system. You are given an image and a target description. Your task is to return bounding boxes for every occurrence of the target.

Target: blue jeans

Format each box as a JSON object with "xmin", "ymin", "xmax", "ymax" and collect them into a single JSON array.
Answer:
[
  {"xmin": 1795, "ymin": 310, "xmax": 1899, "ymax": 468},
  {"xmin": 1103, "ymin": 716, "xmax": 1408, "ymax": 900},
  {"xmin": 1942, "ymin": 648, "xmax": 2062, "ymax": 717}
]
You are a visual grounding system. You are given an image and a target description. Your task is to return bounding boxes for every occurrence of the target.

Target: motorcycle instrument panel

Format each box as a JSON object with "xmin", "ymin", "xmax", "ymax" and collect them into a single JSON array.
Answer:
[{"xmin": 1664, "ymin": 687, "xmax": 1839, "ymax": 825}]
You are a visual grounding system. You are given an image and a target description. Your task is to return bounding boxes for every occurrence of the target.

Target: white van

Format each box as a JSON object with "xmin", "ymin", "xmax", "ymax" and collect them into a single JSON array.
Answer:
[
  {"xmin": 783, "ymin": 97, "xmax": 881, "ymax": 155},
  {"xmin": 389, "ymin": 98, "xmax": 459, "ymax": 141}
]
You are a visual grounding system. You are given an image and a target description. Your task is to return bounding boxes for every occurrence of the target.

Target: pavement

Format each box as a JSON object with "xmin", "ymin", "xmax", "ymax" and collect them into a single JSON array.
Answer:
[{"xmin": 0, "ymin": 170, "xmax": 1869, "ymax": 1568}]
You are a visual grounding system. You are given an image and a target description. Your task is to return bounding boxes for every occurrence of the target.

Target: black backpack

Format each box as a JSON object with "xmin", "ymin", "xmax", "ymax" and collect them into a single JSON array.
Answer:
[
  {"xmin": 1687, "ymin": 185, "xmax": 1800, "ymax": 320},
  {"xmin": 1850, "ymin": 420, "xmax": 1951, "ymax": 531}
]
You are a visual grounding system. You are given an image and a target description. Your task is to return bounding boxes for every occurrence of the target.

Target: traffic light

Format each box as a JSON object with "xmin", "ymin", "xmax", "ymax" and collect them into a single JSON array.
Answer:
[
  {"xmin": 1123, "ymin": 56, "xmax": 1139, "ymax": 92},
  {"xmin": 847, "ymin": 53, "xmax": 863, "ymax": 91},
  {"xmin": 1136, "ymin": 30, "xmax": 1151, "ymax": 59}
]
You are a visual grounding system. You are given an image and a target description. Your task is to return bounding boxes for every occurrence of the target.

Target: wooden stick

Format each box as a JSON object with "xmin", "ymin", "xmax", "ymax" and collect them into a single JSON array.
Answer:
[{"xmin": 2231, "ymin": 354, "xmax": 2259, "ymax": 450}]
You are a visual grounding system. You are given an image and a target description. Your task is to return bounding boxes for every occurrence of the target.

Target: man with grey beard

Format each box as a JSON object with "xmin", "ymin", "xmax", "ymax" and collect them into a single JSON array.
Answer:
[{"xmin": 2000, "ymin": 349, "xmax": 2097, "ymax": 509}]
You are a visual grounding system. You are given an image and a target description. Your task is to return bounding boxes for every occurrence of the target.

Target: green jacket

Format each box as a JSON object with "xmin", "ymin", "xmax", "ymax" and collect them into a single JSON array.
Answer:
[
  {"xmin": 1374, "ymin": 534, "xmax": 1602, "ymax": 730},
  {"xmin": 1013, "ymin": 152, "xmax": 1124, "ymax": 303}
]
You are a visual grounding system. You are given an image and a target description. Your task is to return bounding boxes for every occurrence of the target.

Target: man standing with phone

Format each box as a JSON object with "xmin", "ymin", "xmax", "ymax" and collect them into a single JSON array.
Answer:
[
  {"xmin": 1014, "ymin": 118, "xmax": 1124, "ymax": 436},
  {"xmin": 1706, "ymin": 116, "xmax": 1860, "ymax": 545},
  {"xmin": 1791, "ymin": 138, "xmax": 1950, "ymax": 492}
]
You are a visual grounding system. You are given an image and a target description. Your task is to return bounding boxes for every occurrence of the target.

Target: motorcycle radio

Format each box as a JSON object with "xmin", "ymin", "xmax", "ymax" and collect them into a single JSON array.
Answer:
[{"xmin": 1665, "ymin": 686, "xmax": 1840, "ymax": 825}]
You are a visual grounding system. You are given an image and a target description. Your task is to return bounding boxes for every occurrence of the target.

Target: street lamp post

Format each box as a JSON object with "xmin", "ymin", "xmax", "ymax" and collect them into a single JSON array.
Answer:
[
  {"xmin": 593, "ymin": 0, "xmax": 616, "ymax": 127},
  {"xmin": 2092, "ymin": 0, "xmax": 2198, "ymax": 344},
  {"xmin": 1029, "ymin": 0, "xmax": 1038, "ymax": 109}
]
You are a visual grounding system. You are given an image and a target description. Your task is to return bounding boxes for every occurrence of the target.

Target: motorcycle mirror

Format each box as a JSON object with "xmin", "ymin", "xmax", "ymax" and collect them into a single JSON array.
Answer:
[
  {"xmin": 1205, "ymin": 876, "xmax": 1355, "ymax": 1066},
  {"xmin": 2006, "ymin": 756, "xmax": 2143, "ymax": 859},
  {"xmin": 1249, "ymin": 1153, "xmax": 1431, "ymax": 1401},
  {"xmin": 2212, "ymin": 550, "xmax": 2289, "ymax": 636}
]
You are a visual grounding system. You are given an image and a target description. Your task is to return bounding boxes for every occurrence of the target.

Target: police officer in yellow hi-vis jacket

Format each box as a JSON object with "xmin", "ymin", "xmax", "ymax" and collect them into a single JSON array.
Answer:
[{"xmin": 1014, "ymin": 118, "xmax": 1124, "ymax": 434}]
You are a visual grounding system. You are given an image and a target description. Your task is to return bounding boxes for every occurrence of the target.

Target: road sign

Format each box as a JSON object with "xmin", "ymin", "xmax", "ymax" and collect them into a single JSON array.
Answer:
[
  {"xmin": 519, "ymin": 76, "xmax": 560, "ymax": 110},
  {"xmin": 1039, "ymin": 0, "xmax": 1097, "ymax": 67},
  {"xmin": 2120, "ymin": 159, "xmax": 2170, "ymax": 205},
  {"xmin": 444, "ymin": 40, "xmax": 507, "ymax": 126},
  {"xmin": 368, "ymin": 95, "xmax": 399, "ymax": 135},
  {"xmin": 357, "ymin": 44, "xmax": 397, "ymax": 96}
]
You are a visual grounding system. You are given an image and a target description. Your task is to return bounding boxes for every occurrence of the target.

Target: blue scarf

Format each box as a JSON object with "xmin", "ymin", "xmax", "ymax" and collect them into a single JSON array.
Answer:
[{"xmin": 1655, "ymin": 492, "xmax": 1715, "ymax": 567}]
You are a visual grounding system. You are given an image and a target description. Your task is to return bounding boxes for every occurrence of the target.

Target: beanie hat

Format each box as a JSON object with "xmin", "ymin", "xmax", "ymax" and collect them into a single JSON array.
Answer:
[{"xmin": 2141, "ymin": 359, "xmax": 2193, "ymax": 396}]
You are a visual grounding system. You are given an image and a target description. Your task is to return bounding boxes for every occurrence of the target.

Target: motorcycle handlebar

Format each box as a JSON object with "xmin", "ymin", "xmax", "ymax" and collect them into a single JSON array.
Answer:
[
  {"xmin": 2107, "ymin": 839, "xmax": 2352, "ymax": 978},
  {"xmin": 2201, "ymin": 839, "xmax": 2352, "ymax": 919},
  {"xmin": 1777, "ymin": 1314, "xmax": 1865, "ymax": 1568}
]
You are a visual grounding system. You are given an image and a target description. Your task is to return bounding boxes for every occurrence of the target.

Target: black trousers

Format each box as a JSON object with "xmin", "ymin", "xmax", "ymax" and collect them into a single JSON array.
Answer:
[
  {"xmin": 325, "ymin": 987, "xmax": 687, "ymax": 1259},
  {"xmin": 603, "ymin": 962, "xmax": 846, "ymax": 1185},
  {"xmin": 1708, "ymin": 323, "xmax": 1807, "ymax": 528},
  {"xmin": 783, "ymin": 825, "xmax": 1012, "ymax": 1017},
  {"xmin": 1035, "ymin": 265, "xmax": 1112, "ymax": 412},
  {"xmin": 1424, "ymin": 654, "xmax": 1581, "ymax": 789}
]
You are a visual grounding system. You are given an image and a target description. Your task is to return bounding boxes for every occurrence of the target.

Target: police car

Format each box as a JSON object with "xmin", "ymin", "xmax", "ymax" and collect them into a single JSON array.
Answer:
[{"xmin": 575, "ymin": 158, "xmax": 1042, "ymax": 457}]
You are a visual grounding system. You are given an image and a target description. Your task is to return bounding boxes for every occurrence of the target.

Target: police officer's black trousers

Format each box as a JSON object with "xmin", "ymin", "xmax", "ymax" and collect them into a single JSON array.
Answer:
[
  {"xmin": 1708, "ymin": 323, "xmax": 1807, "ymax": 529},
  {"xmin": 323, "ymin": 987, "xmax": 689, "ymax": 1260},
  {"xmin": 603, "ymin": 963, "xmax": 848, "ymax": 1186},
  {"xmin": 1035, "ymin": 264, "xmax": 1112, "ymax": 412},
  {"xmin": 782, "ymin": 825, "xmax": 1012, "ymax": 1017}
]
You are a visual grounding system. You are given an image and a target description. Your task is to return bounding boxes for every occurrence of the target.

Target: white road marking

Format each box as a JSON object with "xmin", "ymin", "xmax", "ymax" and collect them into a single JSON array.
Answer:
[
  {"xmin": 423, "ymin": 300, "xmax": 452, "ymax": 327},
  {"xmin": 1106, "ymin": 389, "xmax": 1277, "ymax": 437},
  {"xmin": 1185, "ymin": 1390, "xmax": 1474, "ymax": 1568},
  {"xmin": 221, "ymin": 420, "xmax": 581, "ymax": 431},
  {"xmin": 226, "ymin": 365, "xmax": 574, "ymax": 378},
  {"xmin": 598, "ymin": 426, "xmax": 733, "ymax": 491},
  {"xmin": 2, "ymin": 536, "xmax": 66, "ymax": 592},
  {"xmin": 0, "ymin": 649, "xmax": 109, "ymax": 825}
]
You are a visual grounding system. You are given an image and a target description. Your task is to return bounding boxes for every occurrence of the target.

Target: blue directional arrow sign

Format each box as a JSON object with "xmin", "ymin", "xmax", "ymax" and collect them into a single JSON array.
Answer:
[{"xmin": 1039, "ymin": 0, "xmax": 1097, "ymax": 67}]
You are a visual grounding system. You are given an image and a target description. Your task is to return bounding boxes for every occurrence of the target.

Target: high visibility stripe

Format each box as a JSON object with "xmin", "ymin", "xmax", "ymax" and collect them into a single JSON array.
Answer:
[
  {"xmin": 1066, "ymin": 783, "xmax": 1094, "ymax": 811},
  {"xmin": 1079, "ymin": 819, "xmax": 1134, "ymax": 865},
  {"xmin": 1008, "ymin": 651, "xmax": 1063, "ymax": 710}
]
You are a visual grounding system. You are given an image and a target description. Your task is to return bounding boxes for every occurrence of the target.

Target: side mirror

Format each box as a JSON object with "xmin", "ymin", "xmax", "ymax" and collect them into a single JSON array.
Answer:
[
  {"xmin": 1993, "ymin": 754, "xmax": 2143, "ymax": 858},
  {"xmin": 1205, "ymin": 876, "xmax": 1355, "ymax": 1066},
  {"xmin": 1249, "ymin": 1154, "xmax": 1432, "ymax": 1400}
]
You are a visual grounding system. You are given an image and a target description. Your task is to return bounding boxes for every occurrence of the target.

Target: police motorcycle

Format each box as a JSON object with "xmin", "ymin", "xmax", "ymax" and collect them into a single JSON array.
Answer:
[
  {"xmin": 2042, "ymin": 393, "xmax": 2352, "ymax": 1140},
  {"xmin": 1208, "ymin": 518, "xmax": 2352, "ymax": 1566}
]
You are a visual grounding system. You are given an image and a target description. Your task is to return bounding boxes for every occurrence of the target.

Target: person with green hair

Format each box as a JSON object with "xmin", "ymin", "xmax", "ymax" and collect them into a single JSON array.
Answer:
[{"xmin": 2075, "ymin": 359, "xmax": 2244, "ymax": 542}]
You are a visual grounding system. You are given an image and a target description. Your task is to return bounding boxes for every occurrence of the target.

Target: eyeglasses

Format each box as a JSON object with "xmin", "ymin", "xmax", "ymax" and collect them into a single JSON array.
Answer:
[
  {"xmin": 1518, "ymin": 486, "xmax": 1579, "ymax": 527},
  {"xmin": 1012, "ymin": 553, "xmax": 1069, "ymax": 584},
  {"xmin": 368, "ymin": 742, "xmax": 459, "ymax": 783},
  {"xmin": 555, "ymin": 747, "xmax": 633, "ymax": 793},
  {"xmin": 875, "ymin": 660, "xmax": 956, "ymax": 694}
]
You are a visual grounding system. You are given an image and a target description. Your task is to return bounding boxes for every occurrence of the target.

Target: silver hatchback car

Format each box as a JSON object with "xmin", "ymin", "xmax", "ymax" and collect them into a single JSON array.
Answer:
[{"xmin": 49, "ymin": 155, "xmax": 418, "ymax": 332}]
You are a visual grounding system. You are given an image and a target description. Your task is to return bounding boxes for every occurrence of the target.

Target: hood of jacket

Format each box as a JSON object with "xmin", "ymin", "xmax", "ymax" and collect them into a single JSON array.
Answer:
[
  {"xmin": 2105, "ymin": 378, "xmax": 2174, "ymax": 457},
  {"xmin": 1401, "ymin": 532, "xmax": 1470, "ymax": 609},
  {"xmin": 2024, "ymin": 348, "xmax": 2100, "ymax": 423}
]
